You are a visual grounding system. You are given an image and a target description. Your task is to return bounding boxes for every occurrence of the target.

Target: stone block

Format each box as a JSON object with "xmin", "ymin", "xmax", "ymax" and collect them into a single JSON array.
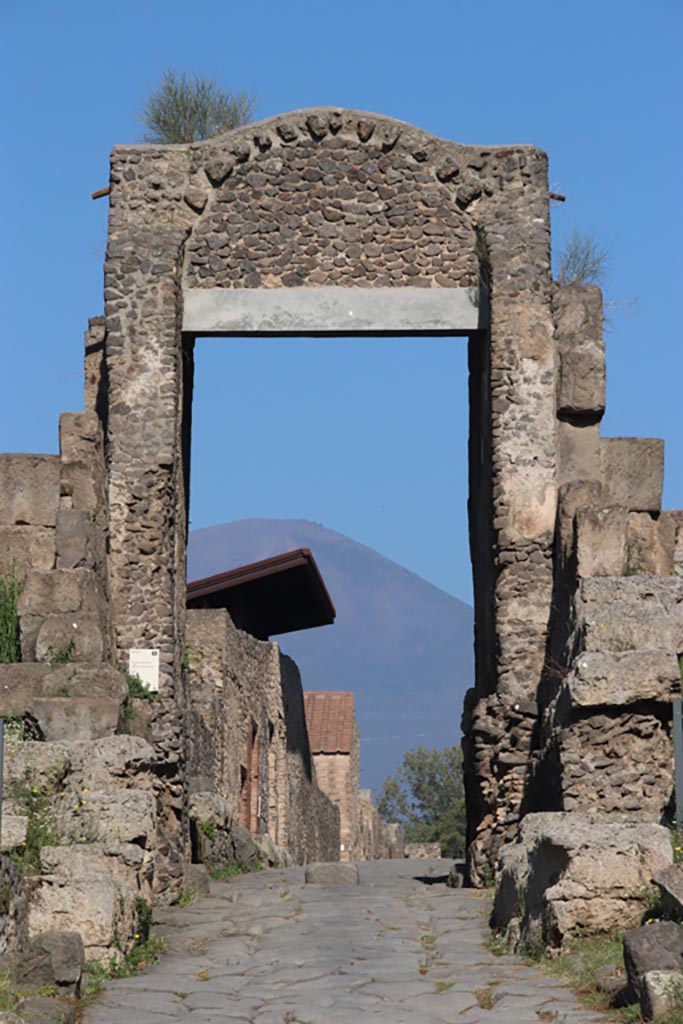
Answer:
[
  {"xmin": 84, "ymin": 317, "xmax": 106, "ymax": 417},
  {"xmin": 28, "ymin": 874, "xmax": 136, "ymax": 964},
  {"xmin": 492, "ymin": 813, "xmax": 672, "ymax": 950},
  {"xmin": 1, "ymin": 814, "xmax": 28, "ymax": 850},
  {"xmin": 2, "ymin": 742, "xmax": 71, "ymax": 791},
  {"xmin": 575, "ymin": 506, "xmax": 628, "ymax": 577},
  {"xmin": 0, "ymin": 855, "xmax": 28, "ymax": 957},
  {"xmin": 55, "ymin": 510, "xmax": 100, "ymax": 570},
  {"xmin": 667, "ymin": 511, "xmax": 683, "ymax": 579},
  {"xmin": 557, "ymin": 339, "xmax": 606, "ymax": 416},
  {"xmin": 641, "ymin": 970, "xmax": 683, "ymax": 1021},
  {"xmin": 40, "ymin": 843, "xmax": 153, "ymax": 902},
  {"xmin": 33, "ymin": 614, "xmax": 104, "ymax": 665},
  {"xmin": 30, "ymin": 697, "xmax": 121, "ymax": 742},
  {"xmin": 566, "ymin": 651, "xmax": 680, "ymax": 707},
  {"xmin": 623, "ymin": 923, "xmax": 683, "ymax": 1001},
  {"xmin": 19, "ymin": 568, "xmax": 102, "ymax": 618},
  {"xmin": 0, "ymin": 526, "xmax": 55, "ymax": 578},
  {"xmin": 254, "ymin": 833, "xmax": 292, "ymax": 869},
  {"xmin": 626, "ymin": 513, "xmax": 675, "ymax": 577},
  {"xmin": 184, "ymin": 863, "xmax": 211, "ymax": 896},
  {"xmin": 15, "ymin": 930, "xmax": 84, "ymax": 994},
  {"xmin": 305, "ymin": 861, "xmax": 359, "ymax": 884},
  {"xmin": 557, "ymin": 420, "xmax": 601, "ymax": 487},
  {"xmin": 653, "ymin": 863, "xmax": 683, "ymax": 922},
  {"xmin": 58, "ymin": 412, "xmax": 102, "ymax": 465},
  {"xmin": 601, "ymin": 438, "xmax": 664, "ymax": 512},
  {"xmin": 58, "ymin": 461, "xmax": 103, "ymax": 515},
  {"xmin": 62, "ymin": 735, "xmax": 157, "ymax": 790},
  {"xmin": 0, "ymin": 663, "xmax": 127, "ymax": 717},
  {"xmin": 15, "ymin": 995, "xmax": 76, "ymax": 1024},
  {"xmin": 553, "ymin": 283, "xmax": 603, "ymax": 341},
  {"xmin": 553, "ymin": 285, "xmax": 605, "ymax": 417},
  {"xmin": 577, "ymin": 576, "xmax": 683, "ymax": 654},
  {"xmin": 404, "ymin": 842, "xmax": 442, "ymax": 858},
  {"xmin": 59, "ymin": 789, "xmax": 156, "ymax": 847},
  {"xmin": 0, "ymin": 455, "xmax": 60, "ymax": 528}
]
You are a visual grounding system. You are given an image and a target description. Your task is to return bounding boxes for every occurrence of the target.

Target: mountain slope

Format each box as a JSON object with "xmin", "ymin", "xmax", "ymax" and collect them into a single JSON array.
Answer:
[{"xmin": 188, "ymin": 519, "xmax": 473, "ymax": 790}]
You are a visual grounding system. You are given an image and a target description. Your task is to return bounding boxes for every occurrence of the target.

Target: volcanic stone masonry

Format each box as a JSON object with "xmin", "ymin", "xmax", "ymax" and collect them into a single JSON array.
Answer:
[{"xmin": 1, "ymin": 107, "xmax": 681, "ymax": 932}]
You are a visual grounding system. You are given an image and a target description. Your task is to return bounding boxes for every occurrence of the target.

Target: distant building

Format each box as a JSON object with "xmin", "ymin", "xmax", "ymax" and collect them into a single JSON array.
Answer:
[{"xmin": 304, "ymin": 691, "xmax": 360, "ymax": 862}]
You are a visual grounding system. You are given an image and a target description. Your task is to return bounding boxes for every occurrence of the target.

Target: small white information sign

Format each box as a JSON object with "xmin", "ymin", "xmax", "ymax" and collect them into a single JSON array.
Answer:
[{"xmin": 128, "ymin": 649, "xmax": 160, "ymax": 694}]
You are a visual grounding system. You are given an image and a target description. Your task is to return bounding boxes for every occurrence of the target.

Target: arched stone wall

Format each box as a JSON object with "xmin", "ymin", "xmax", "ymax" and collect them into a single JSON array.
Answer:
[{"xmin": 102, "ymin": 108, "xmax": 557, "ymax": 870}]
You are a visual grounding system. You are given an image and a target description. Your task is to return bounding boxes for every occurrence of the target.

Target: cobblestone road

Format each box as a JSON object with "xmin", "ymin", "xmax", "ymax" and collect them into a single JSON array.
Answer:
[{"xmin": 84, "ymin": 859, "xmax": 610, "ymax": 1023}]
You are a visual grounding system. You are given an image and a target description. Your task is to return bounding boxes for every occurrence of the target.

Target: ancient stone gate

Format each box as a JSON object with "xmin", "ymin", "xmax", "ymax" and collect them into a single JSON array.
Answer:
[{"xmin": 96, "ymin": 107, "xmax": 680, "ymax": 880}]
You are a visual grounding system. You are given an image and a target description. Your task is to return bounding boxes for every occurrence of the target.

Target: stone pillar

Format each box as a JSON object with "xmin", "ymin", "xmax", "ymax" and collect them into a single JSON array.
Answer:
[{"xmin": 463, "ymin": 151, "xmax": 557, "ymax": 881}]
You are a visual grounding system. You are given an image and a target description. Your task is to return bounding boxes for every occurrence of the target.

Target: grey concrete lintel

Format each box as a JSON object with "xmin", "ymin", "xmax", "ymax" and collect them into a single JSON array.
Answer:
[{"xmin": 182, "ymin": 286, "xmax": 487, "ymax": 336}]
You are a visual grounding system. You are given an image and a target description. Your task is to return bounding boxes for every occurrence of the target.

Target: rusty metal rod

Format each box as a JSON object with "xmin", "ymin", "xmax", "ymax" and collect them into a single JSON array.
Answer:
[
  {"xmin": 91, "ymin": 186, "xmax": 111, "ymax": 200},
  {"xmin": 549, "ymin": 192, "xmax": 566, "ymax": 202}
]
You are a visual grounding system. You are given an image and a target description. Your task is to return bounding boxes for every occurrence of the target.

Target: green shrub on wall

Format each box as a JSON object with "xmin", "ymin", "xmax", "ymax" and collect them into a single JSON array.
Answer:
[{"xmin": 0, "ymin": 571, "xmax": 20, "ymax": 663}]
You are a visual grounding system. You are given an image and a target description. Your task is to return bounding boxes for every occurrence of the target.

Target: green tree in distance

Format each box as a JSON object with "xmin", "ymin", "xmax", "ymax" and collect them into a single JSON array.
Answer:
[
  {"xmin": 139, "ymin": 69, "xmax": 257, "ymax": 144},
  {"xmin": 376, "ymin": 745, "xmax": 466, "ymax": 858}
]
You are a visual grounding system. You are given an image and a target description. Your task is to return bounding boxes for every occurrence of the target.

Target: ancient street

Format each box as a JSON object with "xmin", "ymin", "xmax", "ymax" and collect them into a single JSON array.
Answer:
[{"xmin": 84, "ymin": 859, "xmax": 608, "ymax": 1024}]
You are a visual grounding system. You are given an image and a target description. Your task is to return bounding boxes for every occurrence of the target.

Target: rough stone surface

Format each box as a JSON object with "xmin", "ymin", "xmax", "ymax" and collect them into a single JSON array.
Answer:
[
  {"xmin": 29, "ymin": 875, "xmax": 136, "ymax": 965},
  {"xmin": 0, "ymin": 855, "xmax": 28, "ymax": 958},
  {"xmin": 0, "ymin": 455, "xmax": 60, "ymax": 527},
  {"xmin": 653, "ymin": 864, "xmax": 683, "ymax": 922},
  {"xmin": 186, "ymin": 609, "xmax": 340, "ymax": 865},
  {"xmin": 0, "ymin": 526, "xmax": 55, "ymax": 578},
  {"xmin": 1, "ymin": 814, "xmax": 28, "ymax": 850},
  {"xmin": 492, "ymin": 813, "xmax": 672, "ymax": 949},
  {"xmin": 0, "ymin": 664, "xmax": 127, "ymax": 718},
  {"xmin": 81, "ymin": 859, "xmax": 611, "ymax": 1024},
  {"xmin": 40, "ymin": 843, "xmax": 153, "ymax": 903},
  {"xmin": 553, "ymin": 284, "xmax": 605, "ymax": 417},
  {"xmin": 29, "ymin": 697, "xmax": 121, "ymax": 742},
  {"xmin": 103, "ymin": 109, "xmax": 557, "ymax": 877},
  {"xmin": 305, "ymin": 861, "xmax": 360, "ymax": 885},
  {"xmin": 641, "ymin": 970, "xmax": 683, "ymax": 1021},
  {"xmin": 565, "ymin": 651, "xmax": 679, "ymax": 707},
  {"xmin": 623, "ymin": 923, "xmax": 683, "ymax": 1001},
  {"xmin": 600, "ymin": 437, "xmax": 664, "ymax": 512},
  {"xmin": 15, "ymin": 930, "xmax": 84, "ymax": 994}
]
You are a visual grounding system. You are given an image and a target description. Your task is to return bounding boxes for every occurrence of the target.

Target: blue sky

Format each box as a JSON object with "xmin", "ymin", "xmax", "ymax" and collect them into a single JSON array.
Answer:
[{"xmin": 2, "ymin": 0, "xmax": 680, "ymax": 602}]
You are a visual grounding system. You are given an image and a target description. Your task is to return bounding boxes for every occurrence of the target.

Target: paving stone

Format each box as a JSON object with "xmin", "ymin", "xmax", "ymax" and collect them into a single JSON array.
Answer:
[{"xmin": 82, "ymin": 859, "xmax": 612, "ymax": 1024}]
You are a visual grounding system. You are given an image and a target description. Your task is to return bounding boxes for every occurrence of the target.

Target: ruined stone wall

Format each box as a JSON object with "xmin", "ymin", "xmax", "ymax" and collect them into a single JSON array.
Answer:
[
  {"xmin": 0, "ymin": 855, "xmax": 28, "ymax": 959},
  {"xmin": 102, "ymin": 107, "xmax": 556, "ymax": 880},
  {"xmin": 185, "ymin": 609, "xmax": 339, "ymax": 864},
  {"xmin": 358, "ymin": 791, "xmax": 405, "ymax": 860},
  {"xmin": 516, "ymin": 284, "xmax": 680, "ymax": 842}
]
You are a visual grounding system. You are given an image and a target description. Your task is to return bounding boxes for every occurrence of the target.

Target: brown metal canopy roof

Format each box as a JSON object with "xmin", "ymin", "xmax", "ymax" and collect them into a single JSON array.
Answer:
[{"xmin": 186, "ymin": 548, "xmax": 335, "ymax": 640}]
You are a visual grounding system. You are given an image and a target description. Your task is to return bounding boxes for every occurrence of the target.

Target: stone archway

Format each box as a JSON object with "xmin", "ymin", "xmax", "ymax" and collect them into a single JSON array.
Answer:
[{"xmin": 101, "ymin": 107, "xmax": 558, "ymax": 875}]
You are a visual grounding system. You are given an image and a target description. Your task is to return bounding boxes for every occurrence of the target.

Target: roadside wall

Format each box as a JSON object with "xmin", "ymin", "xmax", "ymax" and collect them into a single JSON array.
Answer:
[{"xmin": 185, "ymin": 609, "xmax": 339, "ymax": 864}]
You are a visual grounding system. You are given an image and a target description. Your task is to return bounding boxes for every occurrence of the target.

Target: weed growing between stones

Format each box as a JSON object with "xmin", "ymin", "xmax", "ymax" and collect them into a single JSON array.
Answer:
[
  {"xmin": 474, "ymin": 984, "xmax": 500, "ymax": 1009},
  {"xmin": 176, "ymin": 886, "xmax": 197, "ymax": 907},
  {"xmin": 83, "ymin": 897, "xmax": 168, "ymax": 999},
  {"xmin": 0, "ymin": 964, "xmax": 58, "ymax": 1014},
  {"xmin": 487, "ymin": 931, "xmax": 509, "ymax": 957},
  {"xmin": 48, "ymin": 637, "xmax": 76, "ymax": 664},
  {"xmin": 0, "ymin": 570, "xmax": 20, "ymax": 663},
  {"xmin": 4, "ymin": 779, "xmax": 60, "ymax": 874},
  {"xmin": 209, "ymin": 859, "xmax": 263, "ymax": 881},
  {"xmin": 539, "ymin": 932, "xmax": 632, "ymax": 1018}
]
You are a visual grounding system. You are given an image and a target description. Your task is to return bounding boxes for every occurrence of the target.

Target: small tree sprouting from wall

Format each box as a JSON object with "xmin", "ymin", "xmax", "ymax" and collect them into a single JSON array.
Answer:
[
  {"xmin": 555, "ymin": 226, "xmax": 608, "ymax": 286},
  {"xmin": 139, "ymin": 69, "xmax": 257, "ymax": 144}
]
